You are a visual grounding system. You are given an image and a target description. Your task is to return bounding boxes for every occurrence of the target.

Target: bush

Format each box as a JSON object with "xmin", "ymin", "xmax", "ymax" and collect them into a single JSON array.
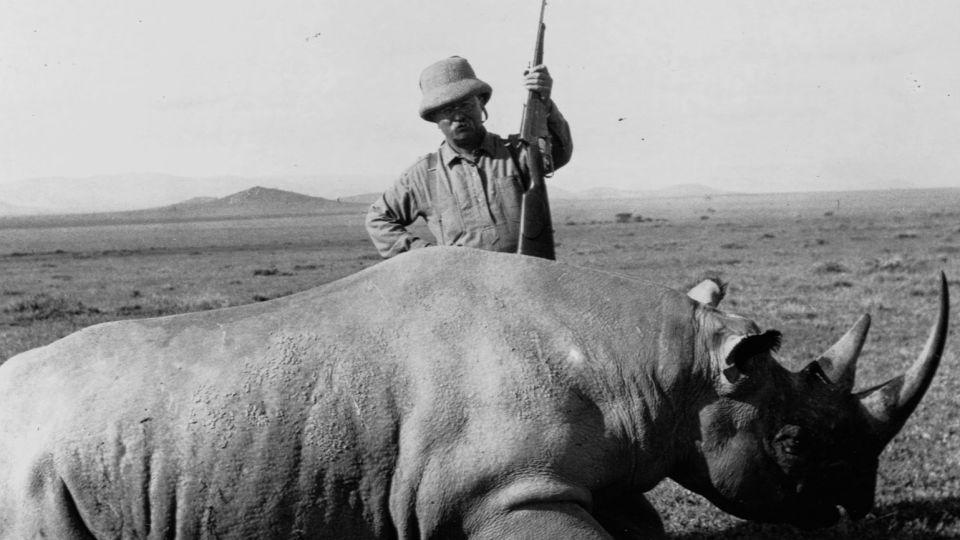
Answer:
[
  {"xmin": 253, "ymin": 268, "xmax": 293, "ymax": 277},
  {"xmin": 813, "ymin": 261, "xmax": 847, "ymax": 274},
  {"xmin": 3, "ymin": 294, "xmax": 101, "ymax": 322},
  {"xmin": 148, "ymin": 294, "xmax": 231, "ymax": 314}
]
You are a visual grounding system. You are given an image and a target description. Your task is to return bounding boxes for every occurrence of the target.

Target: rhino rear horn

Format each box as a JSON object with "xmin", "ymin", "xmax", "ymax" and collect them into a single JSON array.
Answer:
[
  {"xmin": 816, "ymin": 314, "xmax": 871, "ymax": 392},
  {"xmin": 858, "ymin": 272, "xmax": 949, "ymax": 450}
]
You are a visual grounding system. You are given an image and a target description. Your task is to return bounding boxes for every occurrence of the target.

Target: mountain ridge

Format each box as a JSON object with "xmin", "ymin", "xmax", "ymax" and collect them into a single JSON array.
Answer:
[
  {"xmin": 0, "ymin": 186, "xmax": 367, "ymax": 226},
  {"xmin": 0, "ymin": 173, "xmax": 385, "ymax": 215}
]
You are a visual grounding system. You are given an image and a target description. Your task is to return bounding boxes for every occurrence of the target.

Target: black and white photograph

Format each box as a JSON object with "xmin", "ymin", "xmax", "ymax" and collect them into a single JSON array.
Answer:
[{"xmin": 1, "ymin": 1, "xmax": 958, "ymax": 537}]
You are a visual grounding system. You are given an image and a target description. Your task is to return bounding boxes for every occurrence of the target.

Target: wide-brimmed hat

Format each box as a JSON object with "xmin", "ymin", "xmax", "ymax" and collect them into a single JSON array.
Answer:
[{"xmin": 418, "ymin": 56, "xmax": 492, "ymax": 121}]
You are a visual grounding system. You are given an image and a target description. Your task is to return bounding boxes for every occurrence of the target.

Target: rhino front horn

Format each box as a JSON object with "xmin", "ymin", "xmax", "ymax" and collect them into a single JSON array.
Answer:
[
  {"xmin": 817, "ymin": 313, "xmax": 872, "ymax": 392},
  {"xmin": 858, "ymin": 272, "xmax": 950, "ymax": 450}
]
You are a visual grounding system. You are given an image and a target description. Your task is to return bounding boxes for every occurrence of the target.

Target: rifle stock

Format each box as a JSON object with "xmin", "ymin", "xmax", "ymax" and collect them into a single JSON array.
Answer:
[{"xmin": 517, "ymin": 0, "xmax": 555, "ymax": 260}]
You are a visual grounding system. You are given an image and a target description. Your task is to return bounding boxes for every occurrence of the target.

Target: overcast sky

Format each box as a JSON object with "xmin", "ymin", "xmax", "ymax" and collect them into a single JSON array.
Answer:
[{"xmin": 2, "ymin": 0, "xmax": 959, "ymax": 196}]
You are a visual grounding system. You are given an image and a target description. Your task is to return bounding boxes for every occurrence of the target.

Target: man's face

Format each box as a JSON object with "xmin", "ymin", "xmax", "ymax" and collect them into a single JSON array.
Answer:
[{"xmin": 432, "ymin": 96, "xmax": 484, "ymax": 146}]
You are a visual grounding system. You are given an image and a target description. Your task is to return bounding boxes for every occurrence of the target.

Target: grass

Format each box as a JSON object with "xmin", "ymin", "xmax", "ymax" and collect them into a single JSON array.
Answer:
[{"xmin": 1, "ymin": 189, "xmax": 959, "ymax": 538}]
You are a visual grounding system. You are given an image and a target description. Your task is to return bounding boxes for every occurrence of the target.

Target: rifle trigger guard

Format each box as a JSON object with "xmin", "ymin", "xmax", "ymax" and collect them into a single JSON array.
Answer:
[
  {"xmin": 538, "ymin": 137, "xmax": 554, "ymax": 178},
  {"xmin": 543, "ymin": 153, "xmax": 554, "ymax": 178}
]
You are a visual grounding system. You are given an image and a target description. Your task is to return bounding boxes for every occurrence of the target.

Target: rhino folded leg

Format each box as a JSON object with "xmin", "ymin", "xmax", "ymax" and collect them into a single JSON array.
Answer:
[
  {"xmin": 468, "ymin": 502, "xmax": 614, "ymax": 540},
  {"xmin": 9, "ymin": 473, "xmax": 95, "ymax": 540},
  {"xmin": 593, "ymin": 490, "xmax": 665, "ymax": 540}
]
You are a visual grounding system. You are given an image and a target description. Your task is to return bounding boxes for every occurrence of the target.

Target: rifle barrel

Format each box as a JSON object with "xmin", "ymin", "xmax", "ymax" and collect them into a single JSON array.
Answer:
[{"xmin": 533, "ymin": 0, "xmax": 546, "ymax": 65}]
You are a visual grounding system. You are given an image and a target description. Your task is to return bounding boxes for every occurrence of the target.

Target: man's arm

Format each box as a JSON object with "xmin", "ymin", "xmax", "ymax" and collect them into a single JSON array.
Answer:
[
  {"xmin": 365, "ymin": 172, "xmax": 433, "ymax": 259},
  {"xmin": 545, "ymin": 99, "xmax": 572, "ymax": 170}
]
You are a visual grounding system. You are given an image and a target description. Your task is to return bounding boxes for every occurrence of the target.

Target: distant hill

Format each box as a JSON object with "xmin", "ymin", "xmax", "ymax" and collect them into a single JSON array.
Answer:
[
  {"xmin": 133, "ymin": 186, "xmax": 366, "ymax": 219},
  {"xmin": 170, "ymin": 196, "xmax": 218, "ymax": 206},
  {"xmin": 0, "ymin": 187, "xmax": 367, "ymax": 228},
  {"xmin": 0, "ymin": 173, "xmax": 387, "ymax": 214},
  {"xmin": 339, "ymin": 193, "xmax": 380, "ymax": 205}
]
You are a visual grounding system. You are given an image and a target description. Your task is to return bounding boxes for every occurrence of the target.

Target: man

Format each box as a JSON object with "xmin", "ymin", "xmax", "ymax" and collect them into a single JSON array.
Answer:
[{"xmin": 365, "ymin": 56, "xmax": 572, "ymax": 258}]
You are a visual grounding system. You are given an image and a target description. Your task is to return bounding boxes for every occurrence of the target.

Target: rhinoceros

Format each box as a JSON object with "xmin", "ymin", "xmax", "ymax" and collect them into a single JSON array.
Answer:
[{"xmin": 0, "ymin": 247, "xmax": 948, "ymax": 539}]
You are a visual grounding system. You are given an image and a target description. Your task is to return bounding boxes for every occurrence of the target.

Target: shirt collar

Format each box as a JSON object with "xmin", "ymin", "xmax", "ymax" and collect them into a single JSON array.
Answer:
[{"xmin": 438, "ymin": 131, "xmax": 497, "ymax": 166}]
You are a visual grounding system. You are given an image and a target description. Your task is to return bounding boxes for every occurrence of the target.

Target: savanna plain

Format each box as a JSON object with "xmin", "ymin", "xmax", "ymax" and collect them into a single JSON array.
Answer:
[{"xmin": 1, "ymin": 188, "xmax": 958, "ymax": 539}]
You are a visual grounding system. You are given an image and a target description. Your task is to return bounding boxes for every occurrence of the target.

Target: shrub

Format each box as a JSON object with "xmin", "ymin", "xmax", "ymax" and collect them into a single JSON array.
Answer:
[
  {"xmin": 813, "ymin": 261, "xmax": 847, "ymax": 274},
  {"xmin": 148, "ymin": 294, "xmax": 231, "ymax": 314},
  {"xmin": 865, "ymin": 256, "xmax": 930, "ymax": 274},
  {"xmin": 116, "ymin": 305, "xmax": 143, "ymax": 315},
  {"xmin": 253, "ymin": 268, "xmax": 293, "ymax": 277},
  {"xmin": 3, "ymin": 294, "xmax": 101, "ymax": 322}
]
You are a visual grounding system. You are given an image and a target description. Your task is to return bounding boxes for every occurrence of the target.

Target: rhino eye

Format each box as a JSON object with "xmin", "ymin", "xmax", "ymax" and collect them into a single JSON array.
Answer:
[
  {"xmin": 774, "ymin": 425, "xmax": 803, "ymax": 456},
  {"xmin": 776, "ymin": 435, "xmax": 799, "ymax": 455}
]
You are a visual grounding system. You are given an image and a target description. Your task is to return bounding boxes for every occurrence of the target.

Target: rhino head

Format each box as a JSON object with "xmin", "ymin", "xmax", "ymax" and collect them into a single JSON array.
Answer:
[{"xmin": 673, "ymin": 273, "xmax": 949, "ymax": 529}]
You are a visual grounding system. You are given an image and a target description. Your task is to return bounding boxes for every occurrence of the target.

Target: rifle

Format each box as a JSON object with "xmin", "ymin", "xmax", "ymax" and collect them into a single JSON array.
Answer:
[{"xmin": 516, "ymin": 0, "xmax": 555, "ymax": 260}]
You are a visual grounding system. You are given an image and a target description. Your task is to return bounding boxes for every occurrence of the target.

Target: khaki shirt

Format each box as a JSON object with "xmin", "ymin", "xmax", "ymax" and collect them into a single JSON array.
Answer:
[{"xmin": 366, "ymin": 103, "xmax": 572, "ymax": 258}]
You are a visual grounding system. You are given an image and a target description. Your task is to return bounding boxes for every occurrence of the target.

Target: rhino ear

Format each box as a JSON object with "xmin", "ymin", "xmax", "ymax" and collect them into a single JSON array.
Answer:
[
  {"xmin": 717, "ymin": 330, "xmax": 782, "ymax": 385},
  {"xmin": 688, "ymin": 278, "xmax": 727, "ymax": 307}
]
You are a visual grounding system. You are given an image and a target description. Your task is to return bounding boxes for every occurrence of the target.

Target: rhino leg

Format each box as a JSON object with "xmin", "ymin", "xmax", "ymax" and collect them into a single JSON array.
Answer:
[
  {"xmin": 468, "ymin": 502, "xmax": 614, "ymax": 540},
  {"xmin": 5, "ymin": 461, "xmax": 95, "ymax": 540},
  {"xmin": 593, "ymin": 490, "xmax": 665, "ymax": 540}
]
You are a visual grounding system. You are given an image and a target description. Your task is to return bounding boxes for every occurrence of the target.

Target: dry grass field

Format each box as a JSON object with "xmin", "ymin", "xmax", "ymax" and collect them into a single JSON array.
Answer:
[{"xmin": 1, "ymin": 187, "xmax": 958, "ymax": 538}]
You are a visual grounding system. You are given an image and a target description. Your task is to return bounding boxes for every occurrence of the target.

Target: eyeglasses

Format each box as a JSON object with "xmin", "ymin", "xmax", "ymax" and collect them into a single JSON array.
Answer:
[{"xmin": 434, "ymin": 99, "xmax": 478, "ymax": 118}]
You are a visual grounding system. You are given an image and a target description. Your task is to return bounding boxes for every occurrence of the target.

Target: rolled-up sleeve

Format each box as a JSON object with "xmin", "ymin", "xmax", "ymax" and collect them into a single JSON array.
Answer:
[
  {"xmin": 546, "ymin": 100, "xmax": 573, "ymax": 170},
  {"xmin": 365, "ymin": 171, "xmax": 433, "ymax": 258}
]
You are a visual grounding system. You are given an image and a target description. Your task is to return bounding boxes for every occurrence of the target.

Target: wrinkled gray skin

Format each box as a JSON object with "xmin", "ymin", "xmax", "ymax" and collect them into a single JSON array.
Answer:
[{"xmin": 0, "ymin": 248, "xmax": 948, "ymax": 539}]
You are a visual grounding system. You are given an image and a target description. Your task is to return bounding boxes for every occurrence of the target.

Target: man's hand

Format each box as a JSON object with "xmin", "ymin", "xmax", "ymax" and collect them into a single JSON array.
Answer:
[{"xmin": 523, "ymin": 64, "xmax": 553, "ymax": 102}]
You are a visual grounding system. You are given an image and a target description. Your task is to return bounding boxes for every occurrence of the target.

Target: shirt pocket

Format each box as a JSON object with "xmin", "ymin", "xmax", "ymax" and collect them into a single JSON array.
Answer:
[{"xmin": 431, "ymin": 206, "xmax": 463, "ymax": 245}]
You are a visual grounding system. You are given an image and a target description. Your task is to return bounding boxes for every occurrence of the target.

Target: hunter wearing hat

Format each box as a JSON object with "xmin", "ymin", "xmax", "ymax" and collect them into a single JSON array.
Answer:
[{"xmin": 365, "ymin": 56, "xmax": 572, "ymax": 258}]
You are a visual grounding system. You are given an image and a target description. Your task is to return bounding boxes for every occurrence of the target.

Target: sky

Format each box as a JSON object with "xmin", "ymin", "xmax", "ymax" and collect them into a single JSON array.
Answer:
[{"xmin": 2, "ymin": 0, "xmax": 960, "ymax": 197}]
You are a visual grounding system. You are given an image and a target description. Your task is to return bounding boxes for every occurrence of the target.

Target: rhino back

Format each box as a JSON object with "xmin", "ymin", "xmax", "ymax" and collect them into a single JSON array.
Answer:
[{"xmin": 0, "ymin": 247, "xmax": 694, "ymax": 538}]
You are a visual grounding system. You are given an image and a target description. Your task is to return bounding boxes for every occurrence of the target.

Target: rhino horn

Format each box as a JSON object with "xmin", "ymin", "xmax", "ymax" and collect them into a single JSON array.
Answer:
[
  {"xmin": 858, "ymin": 272, "xmax": 949, "ymax": 450},
  {"xmin": 816, "ymin": 314, "xmax": 871, "ymax": 392}
]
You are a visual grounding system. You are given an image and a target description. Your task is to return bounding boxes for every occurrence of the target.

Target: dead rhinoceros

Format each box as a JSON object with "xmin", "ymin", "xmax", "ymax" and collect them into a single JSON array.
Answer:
[{"xmin": 0, "ymin": 247, "xmax": 948, "ymax": 539}]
